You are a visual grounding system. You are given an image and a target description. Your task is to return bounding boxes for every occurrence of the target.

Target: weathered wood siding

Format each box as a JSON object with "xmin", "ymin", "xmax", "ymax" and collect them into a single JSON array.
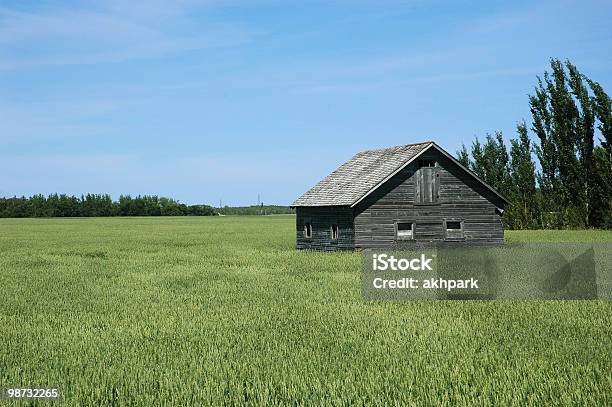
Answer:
[
  {"xmin": 296, "ymin": 206, "xmax": 354, "ymax": 251},
  {"xmin": 353, "ymin": 149, "xmax": 505, "ymax": 249}
]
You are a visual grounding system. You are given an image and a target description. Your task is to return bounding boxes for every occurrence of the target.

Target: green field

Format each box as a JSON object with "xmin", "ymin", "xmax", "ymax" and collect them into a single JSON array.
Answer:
[{"xmin": 0, "ymin": 216, "xmax": 610, "ymax": 405}]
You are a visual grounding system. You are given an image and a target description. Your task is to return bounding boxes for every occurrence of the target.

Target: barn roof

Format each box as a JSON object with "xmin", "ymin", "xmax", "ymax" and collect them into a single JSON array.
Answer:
[{"xmin": 291, "ymin": 141, "xmax": 509, "ymax": 207}]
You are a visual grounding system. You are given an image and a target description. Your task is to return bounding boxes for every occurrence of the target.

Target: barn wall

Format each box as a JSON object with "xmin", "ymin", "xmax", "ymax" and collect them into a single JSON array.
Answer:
[
  {"xmin": 353, "ymin": 149, "xmax": 505, "ymax": 249},
  {"xmin": 295, "ymin": 206, "xmax": 354, "ymax": 251}
]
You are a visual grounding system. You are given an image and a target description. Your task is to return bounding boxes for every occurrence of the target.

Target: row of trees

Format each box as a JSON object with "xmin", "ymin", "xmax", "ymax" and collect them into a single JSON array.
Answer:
[
  {"xmin": 457, "ymin": 59, "xmax": 612, "ymax": 229},
  {"xmin": 219, "ymin": 205, "xmax": 294, "ymax": 216},
  {"xmin": 0, "ymin": 194, "xmax": 217, "ymax": 218}
]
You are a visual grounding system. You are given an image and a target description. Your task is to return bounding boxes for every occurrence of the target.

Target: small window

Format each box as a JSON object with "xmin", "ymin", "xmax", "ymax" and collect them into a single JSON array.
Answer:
[
  {"xmin": 445, "ymin": 220, "xmax": 464, "ymax": 240},
  {"xmin": 396, "ymin": 222, "xmax": 414, "ymax": 240},
  {"xmin": 331, "ymin": 224, "xmax": 339, "ymax": 240},
  {"xmin": 418, "ymin": 159, "xmax": 436, "ymax": 168},
  {"xmin": 446, "ymin": 221, "xmax": 461, "ymax": 230},
  {"xmin": 304, "ymin": 223, "xmax": 312, "ymax": 239}
]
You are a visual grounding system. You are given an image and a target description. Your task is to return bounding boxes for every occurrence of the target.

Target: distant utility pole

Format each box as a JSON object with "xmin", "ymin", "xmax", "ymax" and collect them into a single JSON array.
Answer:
[{"xmin": 258, "ymin": 193, "xmax": 262, "ymax": 215}]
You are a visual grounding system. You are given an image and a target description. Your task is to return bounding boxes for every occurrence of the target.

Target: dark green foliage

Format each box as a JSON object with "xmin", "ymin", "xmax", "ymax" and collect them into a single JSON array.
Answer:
[
  {"xmin": 470, "ymin": 138, "xmax": 485, "ymax": 179},
  {"xmin": 0, "ymin": 195, "xmax": 295, "ymax": 218},
  {"xmin": 456, "ymin": 144, "xmax": 470, "ymax": 167},
  {"xmin": 506, "ymin": 122, "xmax": 539, "ymax": 229},
  {"xmin": 461, "ymin": 58, "xmax": 612, "ymax": 229},
  {"xmin": 492, "ymin": 132, "xmax": 513, "ymax": 199},
  {"xmin": 590, "ymin": 147, "xmax": 612, "ymax": 228},
  {"xmin": 567, "ymin": 62, "xmax": 595, "ymax": 224},
  {"xmin": 468, "ymin": 133, "xmax": 512, "ymax": 199},
  {"xmin": 529, "ymin": 72, "xmax": 561, "ymax": 227},
  {"xmin": 587, "ymin": 78, "xmax": 612, "ymax": 228},
  {"xmin": 546, "ymin": 60, "xmax": 582, "ymax": 217},
  {"xmin": 587, "ymin": 79, "xmax": 612, "ymax": 156},
  {"xmin": 526, "ymin": 58, "xmax": 612, "ymax": 228},
  {"xmin": 0, "ymin": 194, "xmax": 217, "ymax": 218},
  {"xmin": 220, "ymin": 205, "xmax": 294, "ymax": 216}
]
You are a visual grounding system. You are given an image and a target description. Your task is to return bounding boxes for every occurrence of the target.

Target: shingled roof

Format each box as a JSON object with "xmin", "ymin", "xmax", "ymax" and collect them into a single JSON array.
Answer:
[
  {"xmin": 292, "ymin": 142, "xmax": 433, "ymax": 207},
  {"xmin": 291, "ymin": 141, "xmax": 509, "ymax": 207}
]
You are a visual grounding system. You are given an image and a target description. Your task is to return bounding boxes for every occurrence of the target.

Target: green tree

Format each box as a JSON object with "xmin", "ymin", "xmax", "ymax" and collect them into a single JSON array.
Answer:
[
  {"xmin": 586, "ymin": 79, "xmax": 612, "ymax": 227},
  {"xmin": 590, "ymin": 147, "xmax": 612, "ymax": 227},
  {"xmin": 506, "ymin": 121, "xmax": 539, "ymax": 229},
  {"xmin": 527, "ymin": 58, "xmax": 612, "ymax": 228},
  {"xmin": 567, "ymin": 61, "xmax": 594, "ymax": 226},
  {"xmin": 469, "ymin": 133, "xmax": 511, "ymax": 199},
  {"xmin": 587, "ymin": 78, "xmax": 612, "ymax": 159},
  {"xmin": 529, "ymin": 73, "xmax": 561, "ymax": 227},
  {"xmin": 493, "ymin": 132, "xmax": 512, "ymax": 199},
  {"xmin": 470, "ymin": 138, "xmax": 485, "ymax": 180},
  {"xmin": 456, "ymin": 144, "xmax": 471, "ymax": 168},
  {"xmin": 529, "ymin": 59, "xmax": 595, "ymax": 227}
]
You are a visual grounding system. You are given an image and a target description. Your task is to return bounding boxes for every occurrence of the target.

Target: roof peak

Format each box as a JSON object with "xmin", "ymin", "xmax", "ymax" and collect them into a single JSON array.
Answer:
[
  {"xmin": 358, "ymin": 141, "xmax": 434, "ymax": 154},
  {"xmin": 292, "ymin": 140, "xmax": 509, "ymax": 207}
]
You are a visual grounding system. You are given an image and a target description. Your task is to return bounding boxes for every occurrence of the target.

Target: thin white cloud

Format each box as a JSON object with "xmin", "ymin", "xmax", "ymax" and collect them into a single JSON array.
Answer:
[
  {"xmin": 0, "ymin": 98, "xmax": 154, "ymax": 143},
  {"xmin": 97, "ymin": 0, "xmax": 207, "ymax": 22},
  {"xmin": 0, "ymin": 2, "xmax": 254, "ymax": 69},
  {"xmin": 0, "ymin": 153, "xmax": 133, "ymax": 177},
  {"xmin": 289, "ymin": 67, "xmax": 537, "ymax": 95},
  {"xmin": 0, "ymin": 8, "xmax": 161, "ymax": 44}
]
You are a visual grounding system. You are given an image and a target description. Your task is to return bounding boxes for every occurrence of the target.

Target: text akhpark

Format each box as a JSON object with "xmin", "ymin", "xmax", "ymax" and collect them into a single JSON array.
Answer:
[{"xmin": 373, "ymin": 277, "xmax": 479, "ymax": 291}]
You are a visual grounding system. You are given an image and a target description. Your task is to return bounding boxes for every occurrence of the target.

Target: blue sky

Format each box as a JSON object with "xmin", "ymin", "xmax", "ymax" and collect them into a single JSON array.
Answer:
[{"xmin": 1, "ymin": 0, "xmax": 611, "ymax": 206}]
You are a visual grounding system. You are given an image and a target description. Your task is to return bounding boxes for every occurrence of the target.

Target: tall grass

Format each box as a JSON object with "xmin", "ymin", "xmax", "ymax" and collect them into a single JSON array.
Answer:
[{"xmin": 0, "ymin": 216, "xmax": 610, "ymax": 405}]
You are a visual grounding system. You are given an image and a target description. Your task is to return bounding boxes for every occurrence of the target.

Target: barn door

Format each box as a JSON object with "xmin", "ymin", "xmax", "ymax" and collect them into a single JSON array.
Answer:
[{"xmin": 416, "ymin": 165, "xmax": 439, "ymax": 204}]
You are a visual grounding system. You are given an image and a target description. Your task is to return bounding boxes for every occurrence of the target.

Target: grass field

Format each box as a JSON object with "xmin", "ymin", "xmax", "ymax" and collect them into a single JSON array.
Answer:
[{"xmin": 0, "ymin": 216, "xmax": 610, "ymax": 405}]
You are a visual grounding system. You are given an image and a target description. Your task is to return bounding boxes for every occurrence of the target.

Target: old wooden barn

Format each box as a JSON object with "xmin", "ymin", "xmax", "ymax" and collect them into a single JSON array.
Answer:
[{"xmin": 291, "ymin": 141, "xmax": 509, "ymax": 250}]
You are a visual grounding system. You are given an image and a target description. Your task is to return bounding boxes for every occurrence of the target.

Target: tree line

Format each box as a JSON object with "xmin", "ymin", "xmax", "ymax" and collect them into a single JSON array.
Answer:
[
  {"xmin": 457, "ymin": 59, "xmax": 612, "ymax": 229},
  {"xmin": 219, "ymin": 205, "xmax": 294, "ymax": 216},
  {"xmin": 0, "ymin": 194, "xmax": 217, "ymax": 218}
]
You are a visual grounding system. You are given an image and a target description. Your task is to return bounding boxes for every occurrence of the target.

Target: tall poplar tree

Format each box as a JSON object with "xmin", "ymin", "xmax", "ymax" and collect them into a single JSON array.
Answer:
[
  {"xmin": 588, "ymin": 78, "xmax": 612, "ymax": 161},
  {"xmin": 529, "ymin": 74, "xmax": 560, "ymax": 227},
  {"xmin": 507, "ymin": 121, "xmax": 538, "ymax": 229},
  {"xmin": 587, "ymin": 78, "xmax": 612, "ymax": 227},
  {"xmin": 528, "ymin": 59, "xmax": 595, "ymax": 227}
]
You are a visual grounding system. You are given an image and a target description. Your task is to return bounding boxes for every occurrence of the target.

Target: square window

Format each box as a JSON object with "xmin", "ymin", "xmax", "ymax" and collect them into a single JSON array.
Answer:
[
  {"xmin": 396, "ymin": 222, "xmax": 414, "ymax": 240},
  {"xmin": 445, "ymin": 220, "xmax": 464, "ymax": 240},
  {"xmin": 446, "ymin": 221, "xmax": 461, "ymax": 230}
]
